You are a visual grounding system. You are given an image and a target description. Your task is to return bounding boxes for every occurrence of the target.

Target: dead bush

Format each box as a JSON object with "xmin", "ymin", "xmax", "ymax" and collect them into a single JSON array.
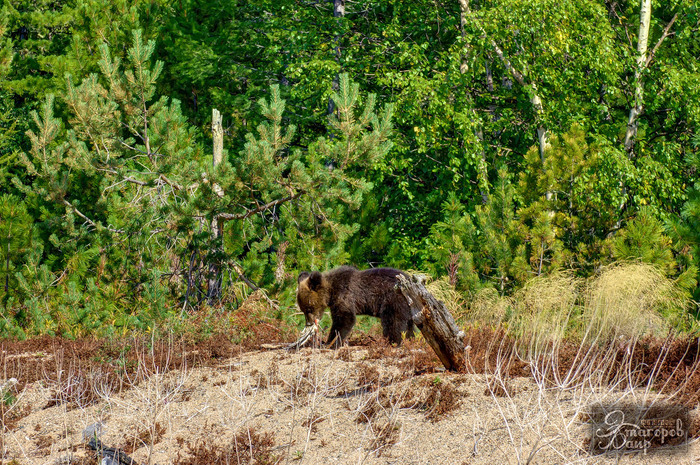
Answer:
[
  {"xmin": 175, "ymin": 427, "xmax": 279, "ymax": 465},
  {"xmin": 412, "ymin": 376, "xmax": 462, "ymax": 422},
  {"xmin": 355, "ymin": 363, "xmax": 382, "ymax": 391},
  {"xmin": 368, "ymin": 420, "xmax": 401, "ymax": 455},
  {"xmin": 121, "ymin": 422, "xmax": 166, "ymax": 454}
]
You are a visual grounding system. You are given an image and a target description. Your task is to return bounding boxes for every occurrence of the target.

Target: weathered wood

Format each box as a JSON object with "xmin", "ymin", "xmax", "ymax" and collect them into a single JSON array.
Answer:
[
  {"xmin": 396, "ymin": 274, "xmax": 466, "ymax": 372},
  {"xmin": 212, "ymin": 108, "xmax": 223, "ymax": 167},
  {"xmin": 207, "ymin": 108, "xmax": 224, "ymax": 302}
]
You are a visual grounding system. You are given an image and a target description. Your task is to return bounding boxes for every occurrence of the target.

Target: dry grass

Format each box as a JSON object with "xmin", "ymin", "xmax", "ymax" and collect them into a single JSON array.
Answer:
[
  {"xmin": 467, "ymin": 287, "xmax": 510, "ymax": 327},
  {"xmin": 354, "ymin": 374, "xmax": 462, "ymax": 425},
  {"xmin": 425, "ymin": 276, "xmax": 468, "ymax": 320},
  {"xmin": 95, "ymin": 337, "xmax": 191, "ymax": 465},
  {"xmin": 467, "ymin": 263, "xmax": 693, "ymax": 363},
  {"xmin": 458, "ymin": 265, "xmax": 699, "ymax": 463},
  {"xmin": 581, "ymin": 262, "xmax": 686, "ymax": 341},
  {"xmin": 1, "ymin": 265, "xmax": 698, "ymax": 465},
  {"xmin": 1, "ymin": 330, "xmax": 699, "ymax": 464},
  {"xmin": 510, "ymin": 272, "xmax": 580, "ymax": 359}
]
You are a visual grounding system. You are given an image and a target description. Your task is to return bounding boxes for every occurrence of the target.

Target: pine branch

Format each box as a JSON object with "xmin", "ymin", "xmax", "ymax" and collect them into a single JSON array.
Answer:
[
  {"xmin": 63, "ymin": 199, "xmax": 125, "ymax": 233},
  {"xmin": 216, "ymin": 190, "xmax": 305, "ymax": 222}
]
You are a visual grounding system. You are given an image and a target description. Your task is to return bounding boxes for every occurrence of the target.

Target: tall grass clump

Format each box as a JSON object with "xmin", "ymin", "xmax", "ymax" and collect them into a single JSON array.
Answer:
[
  {"xmin": 580, "ymin": 262, "xmax": 690, "ymax": 342},
  {"xmin": 508, "ymin": 272, "xmax": 580, "ymax": 359},
  {"xmin": 470, "ymin": 262, "xmax": 693, "ymax": 356},
  {"xmin": 464, "ymin": 287, "xmax": 510, "ymax": 328}
]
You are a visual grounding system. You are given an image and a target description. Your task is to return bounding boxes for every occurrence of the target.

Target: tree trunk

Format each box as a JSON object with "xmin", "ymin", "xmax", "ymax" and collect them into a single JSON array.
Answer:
[
  {"xmin": 624, "ymin": 0, "xmax": 652, "ymax": 157},
  {"xmin": 212, "ymin": 108, "xmax": 223, "ymax": 166},
  {"xmin": 458, "ymin": 0, "xmax": 470, "ymax": 74},
  {"xmin": 327, "ymin": 0, "xmax": 345, "ymax": 118},
  {"xmin": 396, "ymin": 274, "xmax": 466, "ymax": 372},
  {"xmin": 207, "ymin": 108, "xmax": 224, "ymax": 303},
  {"xmin": 4, "ymin": 247, "xmax": 9, "ymax": 301}
]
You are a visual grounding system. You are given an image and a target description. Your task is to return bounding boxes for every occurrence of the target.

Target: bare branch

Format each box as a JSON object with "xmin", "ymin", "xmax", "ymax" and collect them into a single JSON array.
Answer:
[
  {"xmin": 229, "ymin": 260, "xmax": 280, "ymax": 310},
  {"xmin": 158, "ymin": 174, "xmax": 184, "ymax": 191},
  {"xmin": 644, "ymin": 13, "xmax": 678, "ymax": 69},
  {"xmin": 117, "ymin": 139, "xmax": 165, "ymax": 159}
]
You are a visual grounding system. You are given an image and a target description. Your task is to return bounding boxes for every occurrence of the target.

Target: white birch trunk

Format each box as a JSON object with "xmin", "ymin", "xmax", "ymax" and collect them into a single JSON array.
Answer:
[
  {"xmin": 491, "ymin": 41, "xmax": 551, "ymax": 202},
  {"xmin": 624, "ymin": 0, "xmax": 652, "ymax": 156},
  {"xmin": 459, "ymin": 0, "xmax": 469, "ymax": 74},
  {"xmin": 463, "ymin": 2, "xmax": 551, "ymax": 201},
  {"xmin": 327, "ymin": 0, "xmax": 345, "ymax": 117},
  {"xmin": 489, "ymin": 39, "xmax": 549, "ymax": 162}
]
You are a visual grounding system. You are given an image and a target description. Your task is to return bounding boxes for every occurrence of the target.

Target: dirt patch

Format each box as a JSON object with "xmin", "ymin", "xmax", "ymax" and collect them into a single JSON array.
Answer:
[{"xmin": 2, "ymin": 329, "xmax": 700, "ymax": 464}]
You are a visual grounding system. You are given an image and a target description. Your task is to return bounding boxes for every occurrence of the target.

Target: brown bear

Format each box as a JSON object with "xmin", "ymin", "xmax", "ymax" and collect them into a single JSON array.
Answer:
[{"xmin": 296, "ymin": 266, "xmax": 415, "ymax": 347}]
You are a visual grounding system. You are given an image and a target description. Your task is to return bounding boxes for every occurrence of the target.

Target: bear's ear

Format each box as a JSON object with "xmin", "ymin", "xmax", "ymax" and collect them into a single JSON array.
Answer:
[
  {"xmin": 297, "ymin": 272, "xmax": 310, "ymax": 283},
  {"xmin": 308, "ymin": 271, "xmax": 323, "ymax": 291}
]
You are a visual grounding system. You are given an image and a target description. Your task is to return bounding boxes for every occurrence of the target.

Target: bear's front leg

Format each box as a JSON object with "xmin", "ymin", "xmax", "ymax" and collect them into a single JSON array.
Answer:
[{"xmin": 327, "ymin": 312, "xmax": 356, "ymax": 348}]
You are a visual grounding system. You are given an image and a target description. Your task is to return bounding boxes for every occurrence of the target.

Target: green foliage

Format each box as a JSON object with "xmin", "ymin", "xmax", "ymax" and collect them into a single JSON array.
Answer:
[
  {"xmin": 7, "ymin": 25, "xmax": 394, "ymax": 336},
  {"xmin": 518, "ymin": 125, "xmax": 626, "ymax": 272},
  {"xmin": 613, "ymin": 208, "xmax": 677, "ymax": 276},
  {"xmin": 1, "ymin": 0, "xmax": 699, "ymax": 336},
  {"xmin": 427, "ymin": 169, "xmax": 528, "ymax": 294},
  {"xmin": 668, "ymin": 133, "xmax": 700, "ymax": 299},
  {"xmin": 2, "ymin": 0, "xmax": 147, "ymax": 98},
  {"xmin": 0, "ymin": 195, "xmax": 32, "ymax": 307}
]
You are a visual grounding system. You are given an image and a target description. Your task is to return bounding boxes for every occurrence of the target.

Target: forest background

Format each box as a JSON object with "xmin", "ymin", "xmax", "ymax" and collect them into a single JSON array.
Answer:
[{"xmin": 0, "ymin": 0, "xmax": 699, "ymax": 340}]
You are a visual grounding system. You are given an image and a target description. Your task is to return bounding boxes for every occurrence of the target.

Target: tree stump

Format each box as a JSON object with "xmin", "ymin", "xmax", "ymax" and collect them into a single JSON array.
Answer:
[{"xmin": 396, "ymin": 274, "xmax": 466, "ymax": 372}]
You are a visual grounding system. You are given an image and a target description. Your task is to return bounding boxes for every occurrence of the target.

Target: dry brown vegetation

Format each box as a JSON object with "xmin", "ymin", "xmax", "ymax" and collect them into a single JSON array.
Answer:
[
  {"xmin": 174, "ymin": 427, "xmax": 279, "ymax": 465},
  {"xmin": 2, "ymin": 264, "xmax": 700, "ymax": 463},
  {"xmin": 1, "ymin": 325, "xmax": 699, "ymax": 464}
]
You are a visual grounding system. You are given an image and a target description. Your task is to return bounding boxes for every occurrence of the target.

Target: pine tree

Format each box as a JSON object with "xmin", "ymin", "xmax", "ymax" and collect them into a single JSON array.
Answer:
[
  {"xmin": 612, "ymin": 208, "xmax": 676, "ymax": 275},
  {"xmin": 427, "ymin": 192, "xmax": 478, "ymax": 290},
  {"xmin": 19, "ymin": 27, "xmax": 394, "ymax": 322},
  {"xmin": 203, "ymin": 73, "xmax": 394, "ymax": 296},
  {"xmin": 667, "ymin": 133, "xmax": 700, "ymax": 298},
  {"xmin": 0, "ymin": 194, "xmax": 32, "ymax": 306}
]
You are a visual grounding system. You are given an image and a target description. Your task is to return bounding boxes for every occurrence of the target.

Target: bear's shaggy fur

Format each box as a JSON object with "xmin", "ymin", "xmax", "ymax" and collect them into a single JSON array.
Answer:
[{"xmin": 296, "ymin": 266, "xmax": 415, "ymax": 346}]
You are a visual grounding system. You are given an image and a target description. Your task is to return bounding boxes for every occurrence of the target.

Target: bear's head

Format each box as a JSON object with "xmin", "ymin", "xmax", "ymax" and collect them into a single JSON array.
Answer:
[{"xmin": 296, "ymin": 271, "xmax": 329, "ymax": 326}]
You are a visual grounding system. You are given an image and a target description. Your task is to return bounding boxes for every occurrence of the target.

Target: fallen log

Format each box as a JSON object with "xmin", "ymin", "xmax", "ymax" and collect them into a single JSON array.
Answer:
[{"xmin": 396, "ymin": 274, "xmax": 466, "ymax": 372}]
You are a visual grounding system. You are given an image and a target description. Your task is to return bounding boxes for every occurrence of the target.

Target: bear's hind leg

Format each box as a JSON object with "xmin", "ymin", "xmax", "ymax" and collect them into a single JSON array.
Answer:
[
  {"xmin": 402, "ymin": 310, "xmax": 416, "ymax": 339},
  {"xmin": 382, "ymin": 304, "xmax": 415, "ymax": 345},
  {"xmin": 381, "ymin": 307, "xmax": 404, "ymax": 345}
]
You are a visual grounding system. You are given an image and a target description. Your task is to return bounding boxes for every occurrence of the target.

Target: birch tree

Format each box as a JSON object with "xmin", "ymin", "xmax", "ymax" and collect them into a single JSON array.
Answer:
[
  {"xmin": 624, "ymin": 0, "xmax": 680, "ymax": 157},
  {"xmin": 462, "ymin": 1, "xmax": 548, "ymax": 165},
  {"xmin": 458, "ymin": 0, "xmax": 490, "ymax": 203},
  {"xmin": 624, "ymin": 0, "xmax": 652, "ymax": 157}
]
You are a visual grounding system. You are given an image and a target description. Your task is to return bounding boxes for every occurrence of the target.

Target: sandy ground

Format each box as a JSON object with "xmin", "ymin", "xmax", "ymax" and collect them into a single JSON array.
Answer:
[{"xmin": 4, "ymin": 344, "xmax": 700, "ymax": 465}]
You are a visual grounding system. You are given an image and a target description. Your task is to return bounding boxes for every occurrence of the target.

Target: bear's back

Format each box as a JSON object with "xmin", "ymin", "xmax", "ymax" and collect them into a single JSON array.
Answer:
[{"xmin": 330, "ymin": 267, "xmax": 404, "ymax": 310}]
